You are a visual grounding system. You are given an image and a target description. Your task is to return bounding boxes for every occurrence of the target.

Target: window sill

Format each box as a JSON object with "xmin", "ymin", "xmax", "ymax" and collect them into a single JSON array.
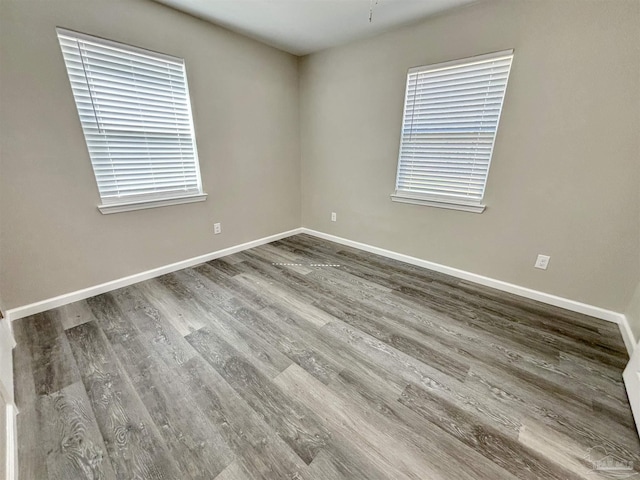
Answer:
[
  {"xmin": 390, "ymin": 193, "xmax": 486, "ymax": 214},
  {"xmin": 98, "ymin": 193, "xmax": 208, "ymax": 214}
]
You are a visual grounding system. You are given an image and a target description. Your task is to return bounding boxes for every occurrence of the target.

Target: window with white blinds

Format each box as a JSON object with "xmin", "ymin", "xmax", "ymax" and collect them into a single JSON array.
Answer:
[
  {"xmin": 392, "ymin": 50, "xmax": 513, "ymax": 213},
  {"xmin": 56, "ymin": 28, "xmax": 206, "ymax": 214}
]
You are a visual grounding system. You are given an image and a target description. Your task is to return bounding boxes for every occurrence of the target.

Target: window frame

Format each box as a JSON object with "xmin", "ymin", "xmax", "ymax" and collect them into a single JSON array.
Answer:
[
  {"xmin": 391, "ymin": 50, "xmax": 514, "ymax": 214},
  {"xmin": 56, "ymin": 27, "xmax": 207, "ymax": 214}
]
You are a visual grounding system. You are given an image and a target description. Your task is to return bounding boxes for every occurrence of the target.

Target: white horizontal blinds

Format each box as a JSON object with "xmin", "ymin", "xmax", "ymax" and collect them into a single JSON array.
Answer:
[
  {"xmin": 395, "ymin": 50, "xmax": 513, "ymax": 204},
  {"xmin": 56, "ymin": 28, "xmax": 202, "ymax": 204}
]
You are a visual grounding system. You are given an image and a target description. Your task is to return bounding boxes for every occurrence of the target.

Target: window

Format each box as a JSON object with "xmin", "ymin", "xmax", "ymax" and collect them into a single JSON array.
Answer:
[
  {"xmin": 56, "ymin": 28, "xmax": 206, "ymax": 214},
  {"xmin": 392, "ymin": 50, "xmax": 513, "ymax": 213}
]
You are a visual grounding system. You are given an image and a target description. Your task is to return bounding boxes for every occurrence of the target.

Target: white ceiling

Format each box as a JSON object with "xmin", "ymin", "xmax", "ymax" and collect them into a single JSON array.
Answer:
[{"xmin": 154, "ymin": 0, "xmax": 478, "ymax": 56}]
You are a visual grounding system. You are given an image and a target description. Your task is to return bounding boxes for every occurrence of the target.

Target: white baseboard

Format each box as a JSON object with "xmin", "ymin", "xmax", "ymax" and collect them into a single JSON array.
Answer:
[
  {"xmin": 619, "ymin": 318, "xmax": 637, "ymax": 358},
  {"xmin": 6, "ymin": 403, "xmax": 17, "ymax": 480},
  {"xmin": 5, "ymin": 225, "xmax": 635, "ymax": 357},
  {"xmin": 6, "ymin": 228, "xmax": 304, "ymax": 322},
  {"xmin": 301, "ymin": 228, "xmax": 636, "ymax": 356},
  {"xmin": 2, "ymin": 225, "xmax": 636, "ymax": 480}
]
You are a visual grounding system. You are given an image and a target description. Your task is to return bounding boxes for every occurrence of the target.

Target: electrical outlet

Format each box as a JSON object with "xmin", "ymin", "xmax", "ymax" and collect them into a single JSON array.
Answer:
[
  {"xmin": 331, "ymin": 212, "xmax": 337, "ymax": 222},
  {"xmin": 534, "ymin": 254, "xmax": 550, "ymax": 270},
  {"xmin": 214, "ymin": 223, "xmax": 222, "ymax": 235}
]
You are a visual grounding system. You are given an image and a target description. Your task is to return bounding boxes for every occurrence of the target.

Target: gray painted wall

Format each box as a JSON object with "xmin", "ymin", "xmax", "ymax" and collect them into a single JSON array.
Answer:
[
  {"xmin": 1, "ymin": 0, "xmax": 639, "ymax": 332},
  {"xmin": 0, "ymin": 0, "xmax": 301, "ymax": 309},
  {"xmin": 300, "ymin": 0, "xmax": 640, "ymax": 314}
]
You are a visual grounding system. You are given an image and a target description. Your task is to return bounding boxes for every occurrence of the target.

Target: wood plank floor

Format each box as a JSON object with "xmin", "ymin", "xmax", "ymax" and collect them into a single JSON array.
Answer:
[{"xmin": 13, "ymin": 234, "xmax": 640, "ymax": 479}]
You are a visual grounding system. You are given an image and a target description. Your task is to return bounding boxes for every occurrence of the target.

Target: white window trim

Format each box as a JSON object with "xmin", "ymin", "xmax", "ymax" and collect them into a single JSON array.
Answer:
[
  {"xmin": 391, "ymin": 192, "xmax": 486, "ymax": 213},
  {"xmin": 392, "ymin": 49, "xmax": 514, "ymax": 214},
  {"xmin": 98, "ymin": 192, "xmax": 208, "ymax": 214},
  {"xmin": 57, "ymin": 28, "xmax": 207, "ymax": 215}
]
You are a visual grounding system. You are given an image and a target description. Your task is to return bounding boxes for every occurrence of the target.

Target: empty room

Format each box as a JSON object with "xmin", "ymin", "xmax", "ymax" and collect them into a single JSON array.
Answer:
[{"xmin": 1, "ymin": 0, "xmax": 639, "ymax": 478}]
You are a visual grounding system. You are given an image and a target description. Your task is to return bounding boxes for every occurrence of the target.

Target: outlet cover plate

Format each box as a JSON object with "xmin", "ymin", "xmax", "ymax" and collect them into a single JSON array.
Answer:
[{"xmin": 534, "ymin": 254, "xmax": 550, "ymax": 270}]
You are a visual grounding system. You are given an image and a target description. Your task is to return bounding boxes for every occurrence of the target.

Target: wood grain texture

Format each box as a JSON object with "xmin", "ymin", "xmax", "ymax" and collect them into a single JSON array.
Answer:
[
  {"xmin": 185, "ymin": 327, "xmax": 331, "ymax": 465},
  {"xmin": 13, "ymin": 234, "xmax": 638, "ymax": 479},
  {"xmin": 66, "ymin": 321, "xmax": 181, "ymax": 480},
  {"xmin": 40, "ymin": 382, "xmax": 117, "ymax": 480},
  {"xmin": 94, "ymin": 289, "xmax": 234, "ymax": 479}
]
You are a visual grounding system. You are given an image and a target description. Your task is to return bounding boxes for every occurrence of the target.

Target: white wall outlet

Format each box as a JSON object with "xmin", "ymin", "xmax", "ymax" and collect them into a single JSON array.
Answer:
[
  {"xmin": 214, "ymin": 223, "xmax": 222, "ymax": 234},
  {"xmin": 331, "ymin": 212, "xmax": 337, "ymax": 222},
  {"xmin": 534, "ymin": 254, "xmax": 550, "ymax": 270}
]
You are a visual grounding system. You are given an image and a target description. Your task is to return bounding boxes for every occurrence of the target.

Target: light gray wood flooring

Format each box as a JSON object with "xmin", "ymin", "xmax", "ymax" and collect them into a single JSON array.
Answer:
[{"xmin": 13, "ymin": 234, "xmax": 640, "ymax": 479}]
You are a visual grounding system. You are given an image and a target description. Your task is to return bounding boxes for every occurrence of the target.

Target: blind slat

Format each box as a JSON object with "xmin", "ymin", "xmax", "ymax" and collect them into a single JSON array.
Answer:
[
  {"xmin": 58, "ymin": 28, "xmax": 202, "ymax": 205},
  {"xmin": 407, "ymin": 66, "xmax": 511, "ymax": 88},
  {"xmin": 395, "ymin": 51, "xmax": 513, "ymax": 203}
]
